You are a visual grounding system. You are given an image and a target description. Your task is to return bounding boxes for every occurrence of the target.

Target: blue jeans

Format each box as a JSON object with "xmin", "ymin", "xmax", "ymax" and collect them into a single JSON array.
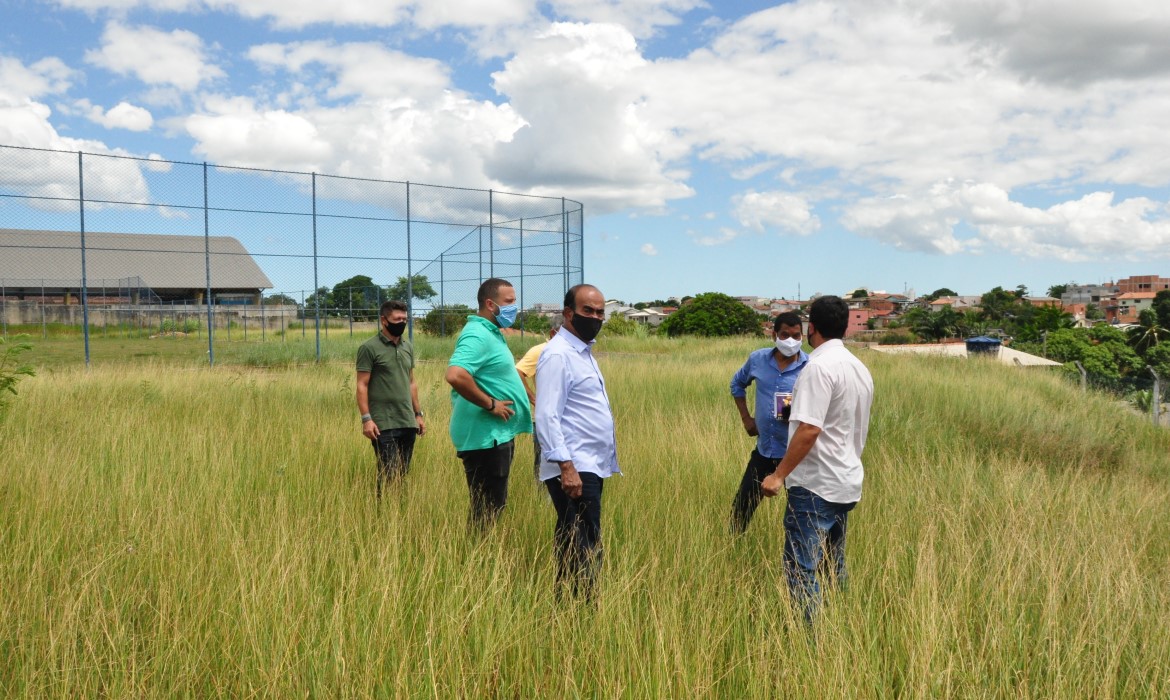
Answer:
[{"xmin": 783, "ymin": 486, "xmax": 856, "ymax": 623}]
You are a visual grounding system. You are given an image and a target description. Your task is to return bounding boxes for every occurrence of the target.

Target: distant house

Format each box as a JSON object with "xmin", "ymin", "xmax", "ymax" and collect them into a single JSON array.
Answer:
[
  {"xmin": 1024, "ymin": 296, "xmax": 1061, "ymax": 308},
  {"xmin": 1117, "ymin": 275, "xmax": 1170, "ymax": 295},
  {"xmin": 929, "ymin": 295, "xmax": 981, "ymax": 311},
  {"xmin": 845, "ymin": 308, "xmax": 871, "ymax": 338},
  {"xmin": 1111, "ymin": 292, "xmax": 1156, "ymax": 324},
  {"xmin": 1061, "ymin": 283, "xmax": 1119, "ymax": 306}
]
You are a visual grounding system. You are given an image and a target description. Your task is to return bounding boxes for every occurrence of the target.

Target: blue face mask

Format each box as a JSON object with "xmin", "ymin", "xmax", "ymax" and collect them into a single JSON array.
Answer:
[{"xmin": 494, "ymin": 302, "xmax": 519, "ymax": 328}]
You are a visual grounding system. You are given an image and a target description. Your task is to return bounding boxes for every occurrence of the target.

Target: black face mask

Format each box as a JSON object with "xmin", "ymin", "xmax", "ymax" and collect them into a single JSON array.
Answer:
[
  {"xmin": 571, "ymin": 314, "xmax": 603, "ymax": 343},
  {"xmin": 384, "ymin": 319, "xmax": 407, "ymax": 337}
]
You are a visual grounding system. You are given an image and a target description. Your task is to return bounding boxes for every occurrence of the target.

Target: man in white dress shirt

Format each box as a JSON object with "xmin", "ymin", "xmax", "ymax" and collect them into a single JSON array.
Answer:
[
  {"xmin": 535, "ymin": 284, "xmax": 619, "ymax": 600},
  {"xmin": 762, "ymin": 295, "xmax": 874, "ymax": 623}
]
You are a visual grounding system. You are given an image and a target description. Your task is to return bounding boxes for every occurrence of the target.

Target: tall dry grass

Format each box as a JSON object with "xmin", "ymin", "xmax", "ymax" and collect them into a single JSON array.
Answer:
[{"xmin": 2, "ymin": 337, "xmax": 1169, "ymax": 697}]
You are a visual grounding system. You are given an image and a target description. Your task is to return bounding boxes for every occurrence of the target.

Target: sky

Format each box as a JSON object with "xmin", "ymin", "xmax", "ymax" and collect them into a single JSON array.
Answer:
[{"xmin": 3, "ymin": 0, "xmax": 1170, "ymax": 303}]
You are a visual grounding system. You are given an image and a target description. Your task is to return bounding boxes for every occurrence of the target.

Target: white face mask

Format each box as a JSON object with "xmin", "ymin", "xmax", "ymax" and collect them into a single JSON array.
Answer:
[{"xmin": 774, "ymin": 336, "xmax": 802, "ymax": 357}]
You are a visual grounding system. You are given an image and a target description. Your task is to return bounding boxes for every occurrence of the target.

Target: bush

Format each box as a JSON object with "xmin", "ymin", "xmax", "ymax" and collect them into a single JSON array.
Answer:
[
  {"xmin": 879, "ymin": 332, "xmax": 915, "ymax": 345},
  {"xmin": 602, "ymin": 314, "xmax": 642, "ymax": 337},
  {"xmin": 0, "ymin": 334, "xmax": 36, "ymax": 420},
  {"xmin": 418, "ymin": 305, "xmax": 472, "ymax": 336},
  {"xmin": 659, "ymin": 292, "xmax": 763, "ymax": 337}
]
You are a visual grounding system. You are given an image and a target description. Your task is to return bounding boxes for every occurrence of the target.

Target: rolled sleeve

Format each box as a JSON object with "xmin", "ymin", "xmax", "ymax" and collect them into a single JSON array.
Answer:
[
  {"xmin": 534, "ymin": 350, "xmax": 572, "ymax": 462},
  {"xmin": 729, "ymin": 357, "xmax": 753, "ymax": 398}
]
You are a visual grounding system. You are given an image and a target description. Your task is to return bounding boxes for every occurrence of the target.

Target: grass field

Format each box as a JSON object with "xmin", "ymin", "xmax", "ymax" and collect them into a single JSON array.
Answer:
[{"xmin": 3, "ymin": 332, "xmax": 1170, "ymax": 697}]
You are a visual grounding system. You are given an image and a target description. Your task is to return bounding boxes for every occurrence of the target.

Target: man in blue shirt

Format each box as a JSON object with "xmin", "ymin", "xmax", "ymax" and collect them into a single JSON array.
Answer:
[
  {"xmin": 728, "ymin": 311, "xmax": 808, "ymax": 533},
  {"xmin": 535, "ymin": 283, "xmax": 619, "ymax": 599}
]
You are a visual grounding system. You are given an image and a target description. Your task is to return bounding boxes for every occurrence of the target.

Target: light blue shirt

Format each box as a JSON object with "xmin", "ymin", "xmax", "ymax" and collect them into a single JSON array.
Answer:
[
  {"xmin": 534, "ymin": 327, "xmax": 621, "ymax": 481},
  {"xmin": 730, "ymin": 346, "xmax": 809, "ymax": 459}
]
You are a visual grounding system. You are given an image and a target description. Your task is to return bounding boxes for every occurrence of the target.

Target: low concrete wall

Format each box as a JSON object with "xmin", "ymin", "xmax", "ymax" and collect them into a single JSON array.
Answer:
[{"xmin": 1, "ymin": 301, "xmax": 301, "ymax": 330}]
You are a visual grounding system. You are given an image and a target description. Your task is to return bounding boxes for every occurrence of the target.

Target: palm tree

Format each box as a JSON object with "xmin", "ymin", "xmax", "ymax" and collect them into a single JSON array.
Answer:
[{"xmin": 1128, "ymin": 309, "xmax": 1169, "ymax": 356}]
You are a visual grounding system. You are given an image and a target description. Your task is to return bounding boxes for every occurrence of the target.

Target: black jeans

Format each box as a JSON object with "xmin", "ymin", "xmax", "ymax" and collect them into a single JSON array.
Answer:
[
  {"xmin": 546, "ymin": 472, "xmax": 604, "ymax": 599},
  {"xmin": 371, "ymin": 428, "xmax": 417, "ymax": 498},
  {"xmin": 458, "ymin": 440, "xmax": 515, "ymax": 530},
  {"xmin": 730, "ymin": 448, "xmax": 780, "ymax": 534}
]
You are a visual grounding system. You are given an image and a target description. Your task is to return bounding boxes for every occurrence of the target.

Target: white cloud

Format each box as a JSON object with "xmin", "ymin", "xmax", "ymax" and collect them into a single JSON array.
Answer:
[
  {"xmin": 185, "ymin": 96, "xmax": 334, "ymax": 172},
  {"xmin": 85, "ymin": 22, "xmax": 224, "ymax": 91},
  {"xmin": 640, "ymin": 242, "xmax": 658, "ymax": 255},
  {"xmin": 842, "ymin": 180, "xmax": 1170, "ymax": 261},
  {"xmin": 549, "ymin": 0, "xmax": 708, "ymax": 37},
  {"xmin": 733, "ymin": 190, "xmax": 819, "ymax": 235},
  {"xmin": 80, "ymin": 100, "xmax": 154, "ymax": 131},
  {"xmin": 689, "ymin": 226, "xmax": 739, "ymax": 246},
  {"xmin": 487, "ymin": 22, "xmax": 693, "ymax": 212},
  {"xmin": 248, "ymin": 41, "xmax": 450, "ymax": 101}
]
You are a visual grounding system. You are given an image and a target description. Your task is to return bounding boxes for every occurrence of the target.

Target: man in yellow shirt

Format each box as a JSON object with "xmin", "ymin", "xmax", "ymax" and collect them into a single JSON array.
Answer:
[{"xmin": 515, "ymin": 315, "xmax": 563, "ymax": 483}]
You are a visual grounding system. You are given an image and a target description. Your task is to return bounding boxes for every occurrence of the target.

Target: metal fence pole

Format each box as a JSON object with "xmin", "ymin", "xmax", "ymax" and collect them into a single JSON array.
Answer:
[
  {"xmin": 78, "ymin": 151, "xmax": 91, "ymax": 366},
  {"xmin": 1074, "ymin": 361, "xmax": 1087, "ymax": 392},
  {"xmin": 440, "ymin": 252, "xmax": 445, "ymax": 337},
  {"xmin": 407, "ymin": 181, "xmax": 414, "ymax": 341},
  {"xmin": 1, "ymin": 282, "xmax": 6, "ymax": 339},
  {"xmin": 478, "ymin": 225, "xmax": 483, "ymax": 281},
  {"xmin": 519, "ymin": 218, "xmax": 524, "ymax": 339},
  {"xmin": 489, "ymin": 190, "xmax": 494, "ymax": 277},
  {"xmin": 562, "ymin": 197, "xmax": 568, "ymax": 291},
  {"xmin": 578, "ymin": 203, "xmax": 585, "ymax": 283},
  {"xmin": 1151, "ymin": 367, "xmax": 1162, "ymax": 427},
  {"xmin": 312, "ymin": 173, "xmax": 321, "ymax": 363},
  {"xmin": 204, "ymin": 162, "xmax": 214, "ymax": 366},
  {"xmin": 41, "ymin": 279, "xmax": 46, "ymax": 339}
]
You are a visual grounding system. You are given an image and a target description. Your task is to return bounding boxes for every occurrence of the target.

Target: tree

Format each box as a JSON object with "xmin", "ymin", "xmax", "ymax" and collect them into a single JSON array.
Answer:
[
  {"xmin": 518, "ymin": 312, "xmax": 551, "ymax": 334},
  {"xmin": 418, "ymin": 304, "xmax": 471, "ymax": 336},
  {"xmin": 263, "ymin": 293, "xmax": 300, "ymax": 307},
  {"xmin": 1044, "ymin": 328, "xmax": 1091, "ymax": 363},
  {"xmin": 1047, "ymin": 283, "xmax": 1070, "ymax": 299},
  {"xmin": 850, "ymin": 289, "xmax": 868, "ymax": 299},
  {"xmin": 1014, "ymin": 284, "xmax": 1028, "ymax": 299},
  {"xmin": 1155, "ymin": 289, "xmax": 1170, "ymax": 329},
  {"xmin": 1145, "ymin": 343, "xmax": 1170, "ymax": 379},
  {"xmin": 602, "ymin": 314, "xmax": 641, "ymax": 337},
  {"xmin": 386, "ymin": 274, "xmax": 437, "ymax": 302},
  {"xmin": 1033, "ymin": 304, "xmax": 1075, "ymax": 334},
  {"xmin": 1085, "ymin": 303, "xmax": 1105, "ymax": 321},
  {"xmin": 332, "ymin": 275, "xmax": 379, "ymax": 320},
  {"xmin": 926, "ymin": 287, "xmax": 956, "ymax": 301},
  {"xmin": 1128, "ymin": 308, "xmax": 1169, "ymax": 356},
  {"xmin": 911, "ymin": 306, "xmax": 959, "ymax": 342},
  {"xmin": 659, "ymin": 292, "xmax": 764, "ymax": 337},
  {"xmin": 302, "ymin": 286, "xmax": 332, "ymax": 318},
  {"xmin": 956, "ymin": 310, "xmax": 989, "ymax": 338}
]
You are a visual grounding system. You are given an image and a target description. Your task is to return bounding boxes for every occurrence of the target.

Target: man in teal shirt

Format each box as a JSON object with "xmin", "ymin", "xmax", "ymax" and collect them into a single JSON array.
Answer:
[{"xmin": 444, "ymin": 277, "xmax": 532, "ymax": 529}]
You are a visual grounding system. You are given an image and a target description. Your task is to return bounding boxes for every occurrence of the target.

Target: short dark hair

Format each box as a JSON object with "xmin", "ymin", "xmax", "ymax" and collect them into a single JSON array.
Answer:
[
  {"xmin": 563, "ymin": 284, "xmax": 599, "ymax": 311},
  {"xmin": 381, "ymin": 300, "xmax": 408, "ymax": 316},
  {"xmin": 808, "ymin": 295, "xmax": 848, "ymax": 339},
  {"xmin": 773, "ymin": 311, "xmax": 802, "ymax": 330},
  {"xmin": 477, "ymin": 278, "xmax": 513, "ymax": 308}
]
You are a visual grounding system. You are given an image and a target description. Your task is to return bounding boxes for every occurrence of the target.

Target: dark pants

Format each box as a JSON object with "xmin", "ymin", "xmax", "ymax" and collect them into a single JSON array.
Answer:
[
  {"xmin": 458, "ymin": 440, "xmax": 515, "ymax": 530},
  {"xmin": 545, "ymin": 472, "xmax": 604, "ymax": 599},
  {"xmin": 532, "ymin": 433, "xmax": 543, "ymax": 484},
  {"xmin": 371, "ymin": 428, "xmax": 417, "ymax": 498},
  {"xmin": 729, "ymin": 449, "xmax": 780, "ymax": 534},
  {"xmin": 783, "ymin": 486, "xmax": 856, "ymax": 624}
]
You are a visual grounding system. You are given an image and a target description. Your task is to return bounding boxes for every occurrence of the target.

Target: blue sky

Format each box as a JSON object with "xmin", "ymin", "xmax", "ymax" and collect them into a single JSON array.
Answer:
[{"xmin": 3, "ymin": 0, "xmax": 1170, "ymax": 304}]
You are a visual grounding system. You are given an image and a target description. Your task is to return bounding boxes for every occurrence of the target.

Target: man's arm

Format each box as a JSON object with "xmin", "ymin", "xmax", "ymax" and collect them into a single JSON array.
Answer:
[
  {"xmin": 518, "ymin": 370, "xmax": 536, "ymax": 406},
  {"xmin": 444, "ymin": 365, "xmax": 515, "ymax": 420},
  {"xmin": 730, "ymin": 358, "xmax": 757, "ymax": 437},
  {"xmin": 356, "ymin": 370, "xmax": 379, "ymax": 440},
  {"xmin": 760, "ymin": 423, "xmax": 822, "ymax": 497},
  {"xmin": 410, "ymin": 369, "xmax": 425, "ymax": 436},
  {"xmin": 534, "ymin": 352, "xmax": 580, "ymax": 498}
]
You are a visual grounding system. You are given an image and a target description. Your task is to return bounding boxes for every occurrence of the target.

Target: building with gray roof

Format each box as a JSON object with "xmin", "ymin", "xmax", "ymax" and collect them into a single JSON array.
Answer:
[{"xmin": 0, "ymin": 228, "xmax": 272, "ymax": 304}]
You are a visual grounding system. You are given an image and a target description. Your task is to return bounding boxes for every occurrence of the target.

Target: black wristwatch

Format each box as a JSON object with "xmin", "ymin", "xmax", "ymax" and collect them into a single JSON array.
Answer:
[{"xmin": 415, "ymin": 410, "xmax": 424, "ymax": 417}]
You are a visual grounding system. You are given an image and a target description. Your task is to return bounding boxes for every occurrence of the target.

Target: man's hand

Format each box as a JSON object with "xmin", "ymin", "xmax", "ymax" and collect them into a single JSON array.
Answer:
[
  {"xmin": 362, "ymin": 419, "xmax": 380, "ymax": 440},
  {"xmin": 742, "ymin": 415, "xmax": 758, "ymax": 437},
  {"xmin": 488, "ymin": 398, "xmax": 515, "ymax": 421},
  {"xmin": 761, "ymin": 473, "xmax": 783, "ymax": 498},
  {"xmin": 415, "ymin": 415, "xmax": 426, "ymax": 436},
  {"xmin": 558, "ymin": 461, "xmax": 582, "ymax": 499}
]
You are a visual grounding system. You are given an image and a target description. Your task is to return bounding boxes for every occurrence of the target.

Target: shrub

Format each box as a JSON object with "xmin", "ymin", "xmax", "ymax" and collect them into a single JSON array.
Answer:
[{"xmin": 0, "ymin": 334, "xmax": 36, "ymax": 419}]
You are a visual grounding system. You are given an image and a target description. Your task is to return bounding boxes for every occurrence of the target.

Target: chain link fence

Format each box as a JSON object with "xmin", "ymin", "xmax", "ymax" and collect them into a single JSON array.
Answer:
[{"xmin": 0, "ymin": 144, "xmax": 584, "ymax": 363}]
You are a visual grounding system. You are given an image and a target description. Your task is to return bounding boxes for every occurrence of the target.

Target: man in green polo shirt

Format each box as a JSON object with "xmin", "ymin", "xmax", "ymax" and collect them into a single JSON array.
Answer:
[
  {"xmin": 356, "ymin": 299, "xmax": 425, "ymax": 498},
  {"xmin": 444, "ymin": 277, "xmax": 532, "ymax": 529}
]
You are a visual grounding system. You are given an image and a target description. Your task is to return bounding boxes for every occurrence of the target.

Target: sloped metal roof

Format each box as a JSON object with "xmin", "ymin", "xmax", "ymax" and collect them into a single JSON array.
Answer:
[{"xmin": 0, "ymin": 228, "xmax": 272, "ymax": 290}]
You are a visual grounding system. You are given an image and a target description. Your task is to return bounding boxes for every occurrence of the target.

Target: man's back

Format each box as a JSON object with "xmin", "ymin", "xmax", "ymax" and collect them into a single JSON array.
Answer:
[{"xmin": 785, "ymin": 339, "xmax": 874, "ymax": 504}]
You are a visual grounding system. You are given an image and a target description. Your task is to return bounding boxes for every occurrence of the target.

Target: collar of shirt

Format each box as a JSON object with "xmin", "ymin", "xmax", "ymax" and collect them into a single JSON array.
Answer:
[
  {"xmin": 465, "ymin": 314, "xmax": 502, "ymax": 338},
  {"xmin": 555, "ymin": 326, "xmax": 593, "ymax": 353},
  {"xmin": 810, "ymin": 338, "xmax": 844, "ymax": 357},
  {"xmin": 378, "ymin": 331, "xmax": 402, "ymax": 346},
  {"xmin": 773, "ymin": 349, "xmax": 809, "ymax": 372}
]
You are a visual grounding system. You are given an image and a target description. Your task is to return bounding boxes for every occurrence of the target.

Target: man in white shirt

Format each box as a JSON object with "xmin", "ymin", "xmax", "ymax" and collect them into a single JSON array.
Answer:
[
  {"xmin": 762, "ymin": 295, "xmax": 874, "ymax": 623},
  {"xmin": 535, "ymin": 284, "xmax": 619, "ymax": 600}
]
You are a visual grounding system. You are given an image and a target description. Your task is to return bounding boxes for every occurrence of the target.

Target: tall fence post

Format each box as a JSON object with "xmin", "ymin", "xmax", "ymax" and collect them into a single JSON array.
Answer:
[
  {"xmin": 562, "ymin": 197, "xmax": 568, "ymax": 291},
  {"xmin": 1074, "ymin": 361, "xmax": 1087, "ymax": 393},
  {"xmin": 204, "ymin": 162, "xmax": 214, "ymax": 366},
  {"xmin": 78, "ymin": 151, "xmax": 91, "ymax": 367},
  {"xmin": 519, "ymin": 218, "xmax": 524, "ymax": 339},
  {"xmin": 1151, "ymin": 367, "xmax": 1162, "ymax": 427},
  {"xmin": 578, "ymin": 203, "xmax": 585, "ymax": 283},
  {"xmin": 406, "ymin": 181, "xmax": 414, "ymax": 341},
  {"xmin": 312, "ymin": 172, "xmax": 321, "ymax": 363},
  {"xmin": 489, "ymin": 189, "xmax": 494, "ymax": 277},
  {"xmin": 439, "ymin": 252, "xmax": 445, "ymax": 337}
]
